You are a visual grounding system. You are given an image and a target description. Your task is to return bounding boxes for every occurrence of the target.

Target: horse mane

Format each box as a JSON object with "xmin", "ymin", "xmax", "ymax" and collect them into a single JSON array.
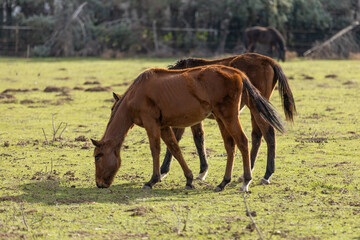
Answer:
[
  {"xmin": 168, "ymin": 58, "xmax": 209, "ymax": 69},
  {"xmin": 168, "ymin": 56, "xmax": 236, "ymax": 70},
  {"xmin": 267, "ymin": 27, "xmax": 286, "ymax": 50}
]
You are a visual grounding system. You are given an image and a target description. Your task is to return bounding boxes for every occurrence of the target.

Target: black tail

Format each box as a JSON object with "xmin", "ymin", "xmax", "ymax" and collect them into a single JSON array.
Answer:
[
  {"xmin": 242, "ymin": 77, "xmax": 286, "ymax": 133},
  {"xmin": 272, "ymin": 63, "xmax": 296, "ymax": 122}
]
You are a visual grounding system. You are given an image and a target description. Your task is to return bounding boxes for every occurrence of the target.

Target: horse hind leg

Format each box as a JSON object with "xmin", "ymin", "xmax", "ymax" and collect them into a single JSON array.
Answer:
[
  {"xmin": 160, "ymin": 127, "xmax": 194, "ymax": 189},
  {"xmin": 249, "ymin": 106, "xmax": 277, "ymax": 185},
  {"xmin": 160, "ymin": 127, "xmax": 185, "ymax": 180},
  {"xmin": 215, "ymin": 113, "xmax": 252, "ymax": 192},
  {"xmin": 238, "ymin": 114, "xmax": 262, "ymax": 183},
  {"xmin": 214, "ymin": 118, "xmax": 235, "ymax": 192},
  {"xmin": 190, "ymin": 122, "xmax": 209, "ymax": 180}
]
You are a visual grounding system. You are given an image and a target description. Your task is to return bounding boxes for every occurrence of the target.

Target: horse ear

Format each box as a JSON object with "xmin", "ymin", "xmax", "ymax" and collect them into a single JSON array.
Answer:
[
  {"xmin": 113, "ymin": 92, "xmax": 121, "ymax": 102},
  {"xmin": 91, "ymin": 139, "xmax": 101, "ymax": 147}
]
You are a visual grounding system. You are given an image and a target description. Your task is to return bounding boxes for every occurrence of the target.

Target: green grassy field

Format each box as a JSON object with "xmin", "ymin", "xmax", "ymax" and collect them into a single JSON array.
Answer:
[{"xmin": 0, "ymin": 57, "xmax": 359, "ymax": 239}]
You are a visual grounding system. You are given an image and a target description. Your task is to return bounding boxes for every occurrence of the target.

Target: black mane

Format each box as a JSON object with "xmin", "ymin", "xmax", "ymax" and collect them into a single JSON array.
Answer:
[{"xmin": 168, "ymin": 58, "xmax": 209, "ymax": 70}]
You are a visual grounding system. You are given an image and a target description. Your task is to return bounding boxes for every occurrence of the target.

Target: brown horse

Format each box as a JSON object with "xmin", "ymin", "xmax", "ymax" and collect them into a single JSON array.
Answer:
[
  {"xmin": 244, "ymin": 26, "xmax": 286, "ymax": 62},
  {"xmin": 159, "ymin": 53, "xmax": 295, "ymax": 184},
  {"xmin": 92, "ymin": 65, "xmax": 285, "ymax": 192}
]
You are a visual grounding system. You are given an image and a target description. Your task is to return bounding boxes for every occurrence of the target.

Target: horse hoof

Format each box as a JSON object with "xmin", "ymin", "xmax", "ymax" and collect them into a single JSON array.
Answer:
[
  {"xmin": 184, "ymin": 184, "xmax": 195, "ymax": 190},
  {"xmin": 214, "ymin": 186, "xmax": 223, "ymax": 192},
  {"xmin": 160, "ymin": 173, "xmax": 168, "ymax": 181},
  {"xmin": 196, "ymin": 171, "xmax": 208, "ymax": 181},
  {"xmin": 260, "ymin": 178, "xmax": 270, "ymax": 185},
  {"xmin": 142, "ymin": 185, "xmax": 152, "ymax": 190},
  {"xmin": 239, "ymin": 185, "xmax": 249, "ymax": 192},
  {"xmin": 238, "ymin": 175, "xmax": 244, "ymax": 183}
]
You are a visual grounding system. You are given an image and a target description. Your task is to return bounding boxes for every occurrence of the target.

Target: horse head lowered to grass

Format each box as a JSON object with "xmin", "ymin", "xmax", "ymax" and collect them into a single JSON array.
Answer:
[{"xmin": 91, "ymin": 65, "xmax": 285, "ymax": 192}]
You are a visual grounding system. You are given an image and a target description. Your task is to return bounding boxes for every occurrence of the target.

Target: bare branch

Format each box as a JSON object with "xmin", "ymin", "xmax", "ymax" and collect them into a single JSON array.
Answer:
[
  {"xmin": 20, "ymin": 202, "xmax": 30, "ymax": 231},
  {"xmin": 243, "ymin": 193, "xmax": 263, "ymax": 240},
  {"xmin": 59, "ymin": 123, "xmax": 68, "ymax": 139},
  {"xmin": 42, "ymin": 128, "xmax": 48, "ymax": 143}
]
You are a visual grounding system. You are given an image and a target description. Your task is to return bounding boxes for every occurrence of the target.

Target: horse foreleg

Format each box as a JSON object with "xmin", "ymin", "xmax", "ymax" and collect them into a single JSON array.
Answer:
[
  {"xmin": 249, "ymin": 43, "xmax": 256, "ymax": 53},
  {"xmin": 160, "ymin": 127, "xmax": 185, "ymax": 180},
  {"xmin": 143, "ymin": 126, "xmax": 161, "ymax": 189},
  {"xmin": 190, "ymin": 122, "xmax": 208, "ymax": 180},
  {"xmin": 160, "ymin": 127, "xmax": 194, "ymax": 189},
  {"xmin": 214, "ymin": 119, "xmax": 235, "ymax": 192}
]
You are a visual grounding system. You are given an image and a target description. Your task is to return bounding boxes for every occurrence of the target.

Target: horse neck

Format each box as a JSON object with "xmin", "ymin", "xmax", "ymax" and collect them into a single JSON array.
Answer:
[{"xmin": 102, "ymin": 103, "xmax": 133, "ymax": 147}]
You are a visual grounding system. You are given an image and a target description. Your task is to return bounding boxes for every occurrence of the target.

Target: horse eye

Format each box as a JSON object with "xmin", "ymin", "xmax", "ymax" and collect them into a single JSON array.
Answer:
[{"xmin": 95, "ymin": 154, "xmax": 102, "ymax": 162}]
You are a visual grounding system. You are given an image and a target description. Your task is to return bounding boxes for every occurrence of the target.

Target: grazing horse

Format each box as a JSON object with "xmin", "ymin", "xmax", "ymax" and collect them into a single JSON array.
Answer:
[
  {"xmin": 158, "ymin": 53, "xmax": 295, "ymax": 184},
  {"xmin": 244, "ymin": 26, "xmax": 286, "ymax": 62},
  {"xmin": 92, "ymin": 65, "xmax": 285, "ymax": 192}
]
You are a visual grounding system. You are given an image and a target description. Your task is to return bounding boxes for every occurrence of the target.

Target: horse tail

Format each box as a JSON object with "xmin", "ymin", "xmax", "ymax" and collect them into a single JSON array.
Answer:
[
  {"xmin": 271, "ymin": 63, "xmax": 296, "ymax": 122},
  {"xmin": 242, "ymin": 76, "xmax": 286, "ymax": 133}
]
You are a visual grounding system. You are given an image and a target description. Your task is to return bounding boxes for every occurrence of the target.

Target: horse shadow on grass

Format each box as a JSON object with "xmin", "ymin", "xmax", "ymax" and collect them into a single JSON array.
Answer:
[{"xmin": 15, "ymin": 177, "xmax": 235, "ymax": 205}]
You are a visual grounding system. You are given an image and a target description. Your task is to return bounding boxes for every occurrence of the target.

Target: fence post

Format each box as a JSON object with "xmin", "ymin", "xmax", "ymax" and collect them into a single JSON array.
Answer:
[
  {"xmin": 15, "ymin": 25, "xmax": 19, "ymax": 56},
  {"xmin": 153, "ymin": 20, "xmax": 159, "ymax": 54}
]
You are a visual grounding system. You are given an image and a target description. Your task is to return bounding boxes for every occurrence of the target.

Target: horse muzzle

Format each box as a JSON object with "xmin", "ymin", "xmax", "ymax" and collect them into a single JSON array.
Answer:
[{"xmin": 96, "ymin": 181, "xmax": 109, "ymax": 189}]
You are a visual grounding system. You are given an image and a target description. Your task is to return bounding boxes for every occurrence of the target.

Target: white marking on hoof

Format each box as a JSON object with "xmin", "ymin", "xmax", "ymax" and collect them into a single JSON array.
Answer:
[
  {"xmin": 160, "ymin": 173, "xmax": 168, "ymax": 181},
  {"xmin": 239, "ymin": 180, "xmax": 252, "ymax": 192},
  {"xmin": 196, "ymin": 170, "xmax": 208, "ymax": 181},
  {"xmin": 238, "ymin": 174, "xmax": 244, "ymax": 183},
  {"xmin": 142, "ymin": 185, "xmax": 152, "ymax": 189},
  {"xmin": 260, "ymin": 178, "xmax": 270, "ymax": 185}
]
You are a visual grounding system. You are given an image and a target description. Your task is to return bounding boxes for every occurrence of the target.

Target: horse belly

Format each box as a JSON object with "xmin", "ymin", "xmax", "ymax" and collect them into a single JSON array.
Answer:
[{"xmin": 160, "ymin": 99, "xmax": 211, "ymax": 128}]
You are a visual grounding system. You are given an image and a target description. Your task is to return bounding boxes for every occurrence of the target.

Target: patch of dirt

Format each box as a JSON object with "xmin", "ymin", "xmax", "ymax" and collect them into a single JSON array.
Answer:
[
  {"xmin": 75, "ymin": 135, "xmax": 87, "ymax": 142},
  {"xmin": 84, "ymin": 80, "xmax": 100, "ymax": 85},
  {"xmin": 126, "ymin": 206, "xmax": 151, "ymax": 217},
  {"xmin": 317, "ymin": 83, "xmax": 331, "ymax": 88},
  {"xmin": 56, "ymin": 92, "xmax": 71, "ymax": 97},
  {"xmin": 2, "ymin": 88, "xmax": 32, "ymax": 93},
  {"xmin": 325, "ymin": 74, "xmax": 337, "ymax": 78},
  {"xmin": 0, "ymin": 93, "xmax": 16, "ymax": 99},
  {"xmin": 1, "ymin": 99, "xmax": 17, "ymax": 104},
  {"xmin": 343, "ymin": 80, "xmax": 357, "ymax": 85},
  {"xmin": 44, "ymin": 86, "xmax": 71, "ymax": 93},
  {"xmin": 112, "ymin": 82, "xmax": 131, "ymax": 87},
  {"xmin": 334, "ymin": 161, "xmax": 350, "ymax": 167},
  {"xmin": 3, "ymin": 141, "xmax": 9, "ymax": 147},
  {"xmin": 81, "ymin": 143, "xmax": 91, "ymax": 149},
  {"xmin": 73, "ymin": 86, "xmax": 84, "ymax": 91},
  {"xmin": 20, "ymin": 99, "xmax": 35, "ymax": 104},
  {"xmin": 246, "ymin": 211, "xmax": 257, "ymax": 217},
  {"xmin": 85, "ymin": 86, "xmax": 112, "ymax": 92},
  {"xmin": 304, "ymin": 113, "xmax": 326, "ymax": 119},
  {"xmin": 301, "ymin": 74, "xmax": 314, "ymax": 80},
  {"xmin": 17, "ymin": 140, "xmax": 30, "ymax": 146},
  {"xmin": 53, "ymin": 97, "xmax": 74, "ymax": 105},
  {"xmin": 296, "ymin": 137, "xmax": 328, "ymax": 143},
  {"xmin": 0, "ymin": 195, "xmax": 21, "ymax": 202},
  {"xmin": 54, "ymin": 77, "xmax": 70, "ymax": 80},
  {"xmin": 104, "ymin": 98, "xmax": 115, "ymax": 103},
  {"xmin": 58, "ymin": 68, "xmax": 67, "ymax": 71}
]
